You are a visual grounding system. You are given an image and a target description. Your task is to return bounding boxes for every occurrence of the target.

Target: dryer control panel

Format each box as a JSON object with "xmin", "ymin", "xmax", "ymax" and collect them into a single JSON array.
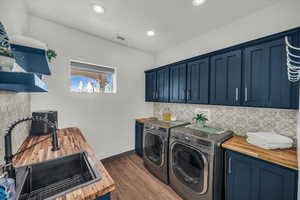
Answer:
[{"xmin": 170, "ymin": 132, "xmax": 214, "ymax": 154}]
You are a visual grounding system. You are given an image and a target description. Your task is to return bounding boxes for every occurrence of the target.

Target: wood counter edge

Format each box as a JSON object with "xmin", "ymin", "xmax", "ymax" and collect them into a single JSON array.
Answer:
[
  {"xmin": 136, "ymin": 117, "xmax": 157, "ymax": 123},
  {"xmin": 222, "ymin": 136, "xmax": 298, "ymax": 171}
]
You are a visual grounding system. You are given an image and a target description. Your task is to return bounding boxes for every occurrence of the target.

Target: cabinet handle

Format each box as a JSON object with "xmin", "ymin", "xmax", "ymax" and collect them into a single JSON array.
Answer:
[
  {"xmin": 186, "ymin": 90, "xmax": 190, "ymax": 100},
  {"xmin": 245, "ymin": 87, "xmax": 248, "ymax": 102},
  {"xmin": 156, "ymin": 90, "xmax": 159, "ymax": 99},
  {"xmin": 235, "ymin": 88, "xmax": 239, "ymax": 102},
  {"xmin": 228, "ymin": 157, "xmax": 232, "ymax": 174},
  {"xmin": 152, "ymin": 91, "xmax": 155, "ymax": 99}
]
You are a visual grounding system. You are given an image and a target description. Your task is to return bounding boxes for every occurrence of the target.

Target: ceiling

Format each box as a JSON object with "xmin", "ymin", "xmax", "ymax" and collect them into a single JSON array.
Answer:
[{"xmin": 25, "ymin": 0, "xmax": 280, "ymax": 53}]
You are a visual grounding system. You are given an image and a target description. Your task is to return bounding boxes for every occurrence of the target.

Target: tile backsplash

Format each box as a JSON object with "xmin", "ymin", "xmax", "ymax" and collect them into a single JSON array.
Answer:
[
  {"xmin": 0, "ymin": 92, "xmax": 31, "ymax": 163},
  {"xmin": 154, "ymin": 103, "xmax": 298, "ymax": 137}
]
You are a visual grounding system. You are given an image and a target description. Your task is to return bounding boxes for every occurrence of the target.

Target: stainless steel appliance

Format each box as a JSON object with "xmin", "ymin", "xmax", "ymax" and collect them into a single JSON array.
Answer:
[
  {"xmin": 169, "ymin": 127, "xmax": 233, "ymax": 200},
  {"xmin": 143, "ymin": 120, "xmax": 189, "ymax": 184}
]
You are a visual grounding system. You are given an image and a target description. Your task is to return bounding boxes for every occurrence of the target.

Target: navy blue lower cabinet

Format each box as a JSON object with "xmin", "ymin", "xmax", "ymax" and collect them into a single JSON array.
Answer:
[
  {"xmin": 135, "ymin": 121, "xmax": 144, "ymax": 157},
  {"xmin": 226, "ymin": 150, "xmax": 298, "ymax": 200},
  {"xmin": 96, "ymin": 192, "xmax": 111, "ymax": 200},
  {"xmin": 226, "ymin": 150, "xmax": 253, "ymax": 200}
]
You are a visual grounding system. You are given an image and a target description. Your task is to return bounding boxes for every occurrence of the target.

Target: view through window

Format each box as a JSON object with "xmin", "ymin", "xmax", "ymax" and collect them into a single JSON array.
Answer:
[{"xmin": 70, "ymin": 60, "xmax": 116, "ymax": 93}]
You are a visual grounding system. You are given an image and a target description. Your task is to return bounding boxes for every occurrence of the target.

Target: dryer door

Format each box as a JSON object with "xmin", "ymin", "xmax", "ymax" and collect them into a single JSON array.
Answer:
[
  {"xmin": 144, "ymin": 131, "xmax": 165, "ymax": 166},
  {"xmin": 171, "ymin": 142, "xmax": 209, "ymax": 194}
]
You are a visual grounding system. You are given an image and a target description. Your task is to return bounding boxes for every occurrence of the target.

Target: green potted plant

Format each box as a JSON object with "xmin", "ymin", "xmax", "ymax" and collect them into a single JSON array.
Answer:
[
  {"xmin": 47, "ymin": 49, "xmax": 57, "ymax": 63},
  {"xmin": 193, "ymin": 113, "xmax": 208, "ymax": 127}
]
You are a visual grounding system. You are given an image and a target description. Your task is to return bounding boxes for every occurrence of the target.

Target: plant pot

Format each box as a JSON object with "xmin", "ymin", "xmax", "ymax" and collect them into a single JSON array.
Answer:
[
  {"xmin": 196, "ymin": 120, "xmax": 206, "ymax": 128},
  {"xmin": 0, "ymin": 55, "xmax": 14, "ymax": 72}
]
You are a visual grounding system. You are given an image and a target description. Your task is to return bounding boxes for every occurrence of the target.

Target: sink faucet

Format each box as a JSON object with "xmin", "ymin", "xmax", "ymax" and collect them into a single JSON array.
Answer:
[{"xmin": 3, "ymin": 117, "xmax": 60, "ymax": 180}]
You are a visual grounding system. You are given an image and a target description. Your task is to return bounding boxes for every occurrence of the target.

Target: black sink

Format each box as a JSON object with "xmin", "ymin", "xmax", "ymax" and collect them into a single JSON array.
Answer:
[{"xmin": 16, "ymin": 151, "xmax": 101, "ymax": 200}]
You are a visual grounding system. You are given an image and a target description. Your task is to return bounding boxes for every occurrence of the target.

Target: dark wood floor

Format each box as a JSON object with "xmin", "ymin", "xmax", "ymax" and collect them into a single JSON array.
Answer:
[{"xmin": 103, "ymin": 153, "xmax": 183, "ymax": 200}]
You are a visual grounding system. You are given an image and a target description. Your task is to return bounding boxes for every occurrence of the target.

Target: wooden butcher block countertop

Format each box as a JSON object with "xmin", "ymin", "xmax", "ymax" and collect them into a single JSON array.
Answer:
[
  {"xmin": 13, "ymin": 127, "xmax": 115, "ymax": 200},
  {"xmin": 136, "ymin": 117, "xmax": 157, "ymax": 123},
  {"xmin": 222, "ymin": 136, "xmax": 298, "ymax": 171}
]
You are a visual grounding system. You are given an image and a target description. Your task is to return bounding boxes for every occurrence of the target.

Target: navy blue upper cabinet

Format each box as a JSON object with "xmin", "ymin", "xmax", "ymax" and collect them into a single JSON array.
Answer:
[
  {"xmin": 145, "ymin": 71, "xmax": 157, "ymax": 102},
  {"xmin": 210, "ymin": 50, "xmax": 242, "ymax": 105},
  {"xmin": 226, "ymin": 150, "xmax": 298, "ymax": 200},
  {"xmin": 145, "ymin": 68, "xmax": 169, "ymax": 102},
  {"xmin": 170, "ymin": 64, "xmax": 187, "ymax": 103},
  {"xmin": 187, "ymin": 58, "xmax": 209, "ymax": 104},
  {"xmin": 157, "ymin": 68, "xmax": 170, "ymax": 102},
  {"xmin": 145, "ymin": 28, "xmax": 300, "ymax": 109},
  {"xmin": 243, "ymin": 43, "xmax": 268, "ymax": 107},
  {"xmin": 243, "ymin": 38, "xmax": 299, "ymax": 109}
]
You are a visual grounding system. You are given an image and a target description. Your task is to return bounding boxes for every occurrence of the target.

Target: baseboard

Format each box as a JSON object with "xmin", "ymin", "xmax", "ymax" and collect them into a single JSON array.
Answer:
[{"xmin": 101, "ymin": 150, "xmax": 135, "ymax": 163}]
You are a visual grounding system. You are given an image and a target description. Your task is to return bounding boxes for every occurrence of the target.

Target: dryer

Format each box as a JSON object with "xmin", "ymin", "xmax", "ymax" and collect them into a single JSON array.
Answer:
[
  {"xmin": 169, "ymin": 127, "xmax": 233, "ymax": 200},
  {"xmin": 143, "ymin": 120, "xmax": 189, "ymax": 184}
]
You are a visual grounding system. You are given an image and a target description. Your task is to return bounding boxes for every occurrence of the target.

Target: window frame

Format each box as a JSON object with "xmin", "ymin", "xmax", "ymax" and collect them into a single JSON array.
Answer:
[{"xmin": 69, "ymin": 59, "xmax": 117, "ymax": 94}]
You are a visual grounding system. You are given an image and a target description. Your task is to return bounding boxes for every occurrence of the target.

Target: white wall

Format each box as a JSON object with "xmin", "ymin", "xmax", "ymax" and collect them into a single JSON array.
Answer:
[
  {"xmin": 27, "ymin": 16, "xmax": 154, "ymax": 159},
  {"xmin": 156, "ymin": 0, "xmax": 300, "ymax": 66},
  {"xmin": 0, "ymin": 0, "xmax": 28, "ymax": 35},
  {"xmin": 0, "ymin": 0, "xmax": 31, "ymax": 161}
]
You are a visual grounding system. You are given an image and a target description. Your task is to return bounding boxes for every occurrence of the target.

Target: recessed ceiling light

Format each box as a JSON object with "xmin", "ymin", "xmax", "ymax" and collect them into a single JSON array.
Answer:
[
  {"xmin": 192, "ymin": 0, "xmax": 206, "ymax": 6},
  {"xmin": 92, "ymin": 4, "xmax": 105, "ymax": 14},
  {"xmin": 147, "ymin": 30, "xmax": 155, "ymax": 37}
]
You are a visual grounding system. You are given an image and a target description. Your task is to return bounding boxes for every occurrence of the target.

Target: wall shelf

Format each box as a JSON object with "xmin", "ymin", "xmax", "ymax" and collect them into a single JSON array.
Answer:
[
  {"xmin": 0, "ymin": 72, "xmax": 48, "ymax": 92},
  {"xmin": 11, "ymin": 44, "xmax": 51, "ymax": 75}
]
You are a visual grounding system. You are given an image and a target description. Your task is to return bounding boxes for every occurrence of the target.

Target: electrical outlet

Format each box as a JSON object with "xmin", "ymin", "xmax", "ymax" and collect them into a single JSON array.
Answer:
[{"xmin": 194, "ymin": 108, "xmax": 211, "ymax": 121}]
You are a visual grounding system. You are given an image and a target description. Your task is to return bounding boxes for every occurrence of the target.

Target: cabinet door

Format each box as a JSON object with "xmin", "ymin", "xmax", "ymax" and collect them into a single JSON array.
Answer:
[
  {"xmin": 253, "ymin": 159, "xmax": 297, "ymax": 200},
  {"xmin": 265, "ymin": 38, "xmax": 299, "ymax": 109},
  {"xmin": 187, "ymin": 58, "xmax": 209, "ymax": 104},
  {"xmin": 157, "ymin": 68, "xmax": 170, "ymax": 102},
  {"xmin": 210, "ymin": 50, "xmax": 242, "ymax": 105},
  {"xmin": 135, "ymin": 122, "xmax": 144, "ymax": 157},
  {"xmin": 226, "ymin": 150, "xmax": 298, "ymax": 200},
  {"xmin": 243, "ymin": 43, "xmax": 269, "ymax": 107},
  {"xmin": 170, "ymin": 64, "xmax": 187, "ymax": 103},
  {"xmin": 145, "ymin": 71, "xmax": 157, "ymax": 102},
  {"xmin": 244, "ymin": 38, "xmax": 299, "ymax": 108},
  {"xmin": 226, "ymin": 151, "xmax": 254, "ymax": 200}
]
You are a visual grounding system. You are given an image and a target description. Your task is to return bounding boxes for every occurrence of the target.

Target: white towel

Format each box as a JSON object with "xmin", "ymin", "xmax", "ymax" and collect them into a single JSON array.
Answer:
[
  {"xmin": 247, "ymin": 132, "xmax": 293, "ymax": 144},
  {"xmin": 247, "ymin": 138, "xmax": 292, "ymax": 150},
  {"xmin": 246, "ymin": 131, "xmax": 293, "ymax": 150}
]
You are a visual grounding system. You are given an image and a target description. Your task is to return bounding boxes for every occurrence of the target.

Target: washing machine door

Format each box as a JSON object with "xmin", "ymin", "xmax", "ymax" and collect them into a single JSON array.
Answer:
[
  {"xmin": 144, "ymin": 131, "xmax": 165, "ymax": 167},
  {"xmin": 171, "ymin": 142, "xmax": 209, "ymax": 194}
]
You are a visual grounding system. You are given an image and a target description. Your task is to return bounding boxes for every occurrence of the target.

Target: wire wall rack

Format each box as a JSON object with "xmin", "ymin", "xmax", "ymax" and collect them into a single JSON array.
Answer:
[{"xmin": 285, "ymin": 36, "xmax": 300, "ymax": 82}]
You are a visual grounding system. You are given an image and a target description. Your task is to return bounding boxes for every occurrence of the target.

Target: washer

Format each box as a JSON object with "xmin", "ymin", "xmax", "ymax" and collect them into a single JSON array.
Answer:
[
  {"xmin": 143, "ymin": 120, "xmax": 189, "ymax": 184},
  {"xmin": 169, "ymin": 126, "xmax": 233, "ymax": 200}
]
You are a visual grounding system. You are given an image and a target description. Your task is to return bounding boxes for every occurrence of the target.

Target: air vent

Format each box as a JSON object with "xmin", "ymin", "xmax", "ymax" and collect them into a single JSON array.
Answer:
[{"xmin": 116, "ymin": 36, "xmax": 125, "ymax": 41}]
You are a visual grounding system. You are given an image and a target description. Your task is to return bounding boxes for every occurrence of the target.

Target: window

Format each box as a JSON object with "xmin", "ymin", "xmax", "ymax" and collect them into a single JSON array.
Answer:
[{"xmin": 70, "ymin": 60, "xmax": 116, "ymax": 93}]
